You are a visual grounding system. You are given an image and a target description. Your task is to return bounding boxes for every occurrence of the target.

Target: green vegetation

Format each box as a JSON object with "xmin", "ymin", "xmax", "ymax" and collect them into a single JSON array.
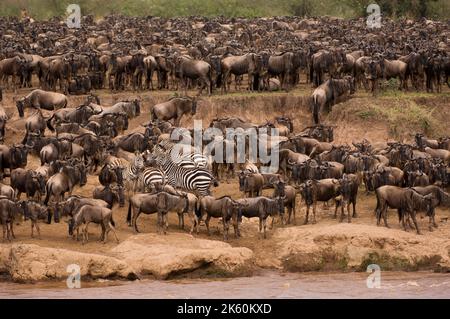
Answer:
[{"xmin": 1, "ymin": 0, "xmax": 449, "ymax": 20}]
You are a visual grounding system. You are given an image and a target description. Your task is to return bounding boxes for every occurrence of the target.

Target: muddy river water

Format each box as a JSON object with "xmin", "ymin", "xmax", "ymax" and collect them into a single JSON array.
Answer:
[{"xmin": 1, "ymin": 271, "xmax": 450, "ymax": 299}]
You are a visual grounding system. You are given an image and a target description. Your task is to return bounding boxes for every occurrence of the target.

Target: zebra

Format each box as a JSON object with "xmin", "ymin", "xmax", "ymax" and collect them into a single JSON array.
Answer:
[
  {"xmin": 137, "ymin": 167, "xmax": 166, "ymax": 192},
  {"xmin": 154, "ymin": 142, "xmax": 210, "ymax": 169},
  {"xmin": 105, "ymin": 153, "xmax": 145, "ymax": 196},
  {"xmin": 154, "ymin": 151, "xmax": 218, "ymax": 196}
]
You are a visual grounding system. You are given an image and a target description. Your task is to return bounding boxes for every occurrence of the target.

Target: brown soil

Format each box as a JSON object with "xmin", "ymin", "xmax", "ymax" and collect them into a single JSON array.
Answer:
[{"xmin": 0, "ymin": 83, "xmax": 449, "ymax": 279}]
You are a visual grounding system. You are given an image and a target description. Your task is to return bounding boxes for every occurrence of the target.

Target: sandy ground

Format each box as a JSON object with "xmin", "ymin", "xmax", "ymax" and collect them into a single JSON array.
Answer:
[{"xmin": 1, "ymin": 81, "xmax": 449, "ymax": 273}]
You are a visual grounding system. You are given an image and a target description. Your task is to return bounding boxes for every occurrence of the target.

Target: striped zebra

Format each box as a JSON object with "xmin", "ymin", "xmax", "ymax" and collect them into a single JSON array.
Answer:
[
  {"xmin": 155, "ymin": 142, "xmax": 210, "ymax": 169},
  {"xmin": 105, "ymin": 153, "xmax": 145, "ymax": 195},
  {"xmin": 137, "ymin": 167, "xmax": 166, "ymax": 192},
  {"xmin": 154, "ymin": 150, "xmax": 218, "ymax": 196}
]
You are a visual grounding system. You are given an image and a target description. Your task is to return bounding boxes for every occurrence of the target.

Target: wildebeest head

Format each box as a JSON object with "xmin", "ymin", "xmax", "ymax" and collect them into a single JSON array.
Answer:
[
  {"xmin": 68, "ymin": 217, "xmax": 75, "ymax": 236},
  {"xmin": 365, "ymin": 59, "xmax": 379, "ymax": 80},
  {"xmin": 78, "ymin": 163, "xmax": 88, "ymax": 186},
  {"xmin": 238, "ymin": 171, "xmax": 246, "ymax": 191},
  {"xmin": 190, "ymin": 97, "xmax": 197, "ymax": 116},
  {"xmin": 10, "ymin": 144, "xmax": 28, "ymax": 168},
  {"xmin": 30, "ymin": 171, "xmax": 46, "ymax": 193},
  {"xmin": 133, "ymin": 99, "xmax": 141, "ymax": 116},
  {"xmin": 274, "ymin": 178, "xmax": 286, "ymax": 197},
  {"xmin": 345, "ymin": 76, "xmax": 356, "ymax": 94},
  {"xmin": 301, "ymin": 180, "xmax": 314, "ymax": 205},
  {"xmin": 414, "ymin": 133, "xmax": 424, "ymax": 150},
  {"xmin": 16, "ymin": 97, "xmax": 28, "ymax": 118}
]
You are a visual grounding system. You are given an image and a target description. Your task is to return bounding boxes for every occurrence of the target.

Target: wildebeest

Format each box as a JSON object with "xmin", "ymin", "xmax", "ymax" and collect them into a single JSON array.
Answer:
[
  {"xmin": 10, "ymin": 168, "xmax": 46, "ymax": 201},
  {"xmin": 411, "ymin": 185, "xmax": 450, "ymax": 231},
  {"xmin": 0, "ymin": 105, "xmax": 7, "ymax": 142},
  {"xmin": 0, "ymin": 55, "xmax": 26, "ymax": 92},
  {"xmin": 334, "ymin": 173, "xmax": 360, "ymax": 222},
  {"xmin": 310, "ymin": 49, "xmax": 346, "ymax": 87},
  {"xmin": 155, "ymin": 191, "xmax": 189, "ymax": 234},
  {"xmin": 197, "ymin": 195, "xmax": 241, "ymax": 240},
  {"xmin": 44, "ymin": 162, "xmax": 87, "ymax": 212},
  {"xmin": 299, "ymin": 178, "xmax": 341, "ymax": 224},
  {"xmin": 0, "ymin": 182, "xmax": 15, "ymax": 199},
  {"xmin": 236, "ymin": 196, "xmax": 284, "ymax": 239},
  {"xmin": 93, "ymin": 185, "xmax": 124, "ymax": 209},
  {"xmin": 273, "ymin": 178, "xmax": 296, "ymax": 224},
  {"xmin": 175, "ymin": 55, "xmax": 213, "ymax": 95},
  {"xmin": 20, "ymin": 201, "xmax": 49, "ymax": 239},
  {"xmin": 0, "ymin": 198, "xmax": 22, "ymax": 241},
  {"xmin": 127, "ymin": 191, "xmax": 188, "ymax": 234},
  {"xmin": 16, "ymin": 89, "xmax": 68, "ymax": 117},
  {"xmin": 0, "ymin": 144, "xmax": 29, "ymax": 178},
  {"xmin": 238, "ymin": 172, "xmax": 264, "ymax": 197},
  {"xmin": 151, "ymin": 96, "xmax": 197, "ymax": 126},
  {"xmin": 221, "ymin": 53, "xmax": 263, "ymax": 93},
  {"xmin": 375, "ymin": 185, "xmax": 433, "ymax": 234},
  {"xmin": 68, "ymin": 205, "xmax": 119, "ymax": 244},
  {"xmin": 310, "ymin": 76, "xmax": 355, "ymax": 124}
]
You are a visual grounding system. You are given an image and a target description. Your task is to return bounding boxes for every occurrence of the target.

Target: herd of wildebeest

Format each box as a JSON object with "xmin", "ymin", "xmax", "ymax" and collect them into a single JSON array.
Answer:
[{"xmin": 0, "ymin": 15, "xmax": 449, "ymax": 244}]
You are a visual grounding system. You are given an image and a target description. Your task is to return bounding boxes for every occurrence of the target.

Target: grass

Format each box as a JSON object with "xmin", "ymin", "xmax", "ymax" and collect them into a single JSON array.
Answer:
[
  {"xmin": 1, "ymin": 0, "xmax": 449, "ymax": 19},
  {"xmin": 330, "ymin": 91, "xmax": 448, "ymax": 139}
]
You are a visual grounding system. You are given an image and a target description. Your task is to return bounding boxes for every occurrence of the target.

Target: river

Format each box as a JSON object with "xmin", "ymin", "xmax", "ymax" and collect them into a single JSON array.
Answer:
[{"xmin": 1, "ymin": 271, "xmax": 450, "ymax": 299}]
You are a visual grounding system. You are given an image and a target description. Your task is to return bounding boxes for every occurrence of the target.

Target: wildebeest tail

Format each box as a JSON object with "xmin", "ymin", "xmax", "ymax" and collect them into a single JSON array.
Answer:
[
  {"xmin": 44, "ymin": 183, "xmax": 51, "ymax": 206},
  {"xmin": 309, "ymin": 62, "xmax": 314, "ymax": 84},
  {"xmin": 46, "ymin": 114, "xmax": 56, "ymax": 132},
  {"xmin": 194, "ymin": 201, "xmax": 202, "ymax": 219},
  {"xmin": 110, "ymin": 215, "xmax": 116, "ymax": 227},
  {"xmin": 127, "ymin": 201, "xmax": 132, "ymax": 223},
  {"xmin": 209, "ymin": 65, "xmax": 214, "ymax": 93},
  {"xmin": 312, "ymin": 95, "xmax": 319, "ymax": 124}
]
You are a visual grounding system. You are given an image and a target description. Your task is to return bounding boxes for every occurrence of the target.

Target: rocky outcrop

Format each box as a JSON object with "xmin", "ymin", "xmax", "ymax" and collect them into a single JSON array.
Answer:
[
  {"xmin": 0, "ymin": 234, "xmax": 254, "ymax": 282},
  {"xmin": 1, "ymin": 244, "xmax": 136, "ymax": 283},
  {"xmin": 110, "ymin": 233, "xmax": 254, "ymax": 279},
  {"xmin": 274, "ymin": 224, "xmax": 450, "ymax": 272}
]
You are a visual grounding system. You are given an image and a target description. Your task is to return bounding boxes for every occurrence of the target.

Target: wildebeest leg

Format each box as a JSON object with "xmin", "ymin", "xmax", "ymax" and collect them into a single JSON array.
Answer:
[
  {"xmin": 312, "ymin": 201, "xmax": 317, "ymax": 224},
  {"xmin": 258, "ymin": 217, "xmax": 263, "ymax": 238},
  {"xmin": 304, "ymin": 205, "xmax": 310, "ymax": 225},
  {"xmin": 292, "ymin": 201, "xmax": 296, "ymax": 224},
  {"xmin": 100, "ymin": 222, "xmax": 106, "ymax": 242},
  {"xmin": 163, "ymin": 213, "xmax": 169, "ymax": 234},
  {"xmin": 339, "ymin": 201, "xmax": 345, "ymax": 223},
  {"xmin": 9, "ymin": 220, "xmax": 15, "ymax": 239},
  {"xmin": 84, "ymin": 222, "xmax": 90, "ymax": 243},
  {"xmin": 31, "ymin": 221, "xmax": 35, "ymax": 238},
  {"xmin": 263, "ymin": 218, "xmax": 267, "ymax": 239},
  {"xmin": 205, "ymin": 215, "xmax": 212, "ymax": 236},
  {"xmin": 352, "ymin": 198, "xmax": 357, "ymax": 218},
  {"xmin": 106, "ymin": 221, "xmax": 119, "ymax": 243},
  {"xmin": 333, "ymin": 199, "xmax": 339, "ymax": 219},
  {"xmin": 346, "ymin": 202, "xmax": 351, "ymax": 223},
  {"xmin": 35, "ymin": 221, "xmax": 41, "ymax": 239},
  {"xmin": 432, "ymin": 210, "xmax": 438, "ymax": 228},
  {"xmin": 132, "ymin": 208, "xmax": 140, "ymax": 233},
  {"xmin": 410, "ymin": 212, "xmax": 422, "ymax": 235},
  {"xmin": 232, "ymin": 215, "xmax": 239, "ymax": 238},
  {"xmin": 222, "ymin": 218, "xmax": 228, "ymax": 241},
  {"xmin": 177, "ymin": 213, "xmax": 183, "ymax": 229},
  {"xmin": 382, "ymin": 206, "xmax": 389, "ymax": 228}
]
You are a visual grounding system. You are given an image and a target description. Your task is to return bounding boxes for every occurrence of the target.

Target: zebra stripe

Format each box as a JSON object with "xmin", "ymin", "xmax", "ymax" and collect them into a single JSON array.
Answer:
[
  {"xmin": 154, "ymin": 143, "xmax": 209, "ymax": 169},
  {"xmin": 155, "ymin": 152, "xmax": 216, "ymax": 196},
  {"xmin": 107, "ymin": 154, "xmax": 145, "ymax": 191},
  {"xmin": 138, "ymin": 167, "xmax": 166, "ymax": 192}
]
